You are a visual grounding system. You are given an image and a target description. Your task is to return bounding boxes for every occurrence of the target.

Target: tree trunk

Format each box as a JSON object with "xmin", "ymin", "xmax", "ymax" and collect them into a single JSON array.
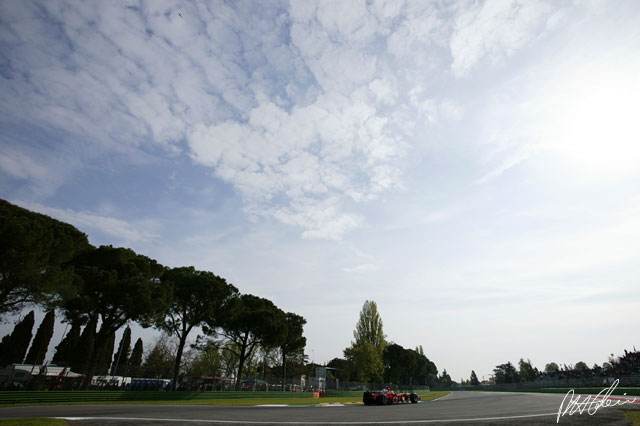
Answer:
[
  {"xmin": 234, "ymin": 335, "xmax": 249, "ymax": 391},
  {"xmin": 82, "ymin": 321, "xmax": 116, "ymax": 389},
  {"xmin": 282, "ymin": 352, "xmax": 287, "ymax": 391},
  {"xmin": 172, "ymin": 334, "xmax": 187, "ymax": 391},
  {"xmin": 82, "ymin": 334, "xmax": 102, "ymax": 390}
]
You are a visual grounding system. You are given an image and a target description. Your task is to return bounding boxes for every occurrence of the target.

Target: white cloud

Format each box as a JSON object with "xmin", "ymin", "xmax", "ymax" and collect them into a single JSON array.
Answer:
[
  {"xmin": 189, "ymin": 94, "xmax": 404, "ymax": 239},
  {"xmin": 2, "ymin": 0, "xmax": 570, "ymax": 240},
  {"xmin": 1, "ymin": 1, "xmax": 465, "ymax": 239},
  {"xmin": 368, "ymin": 78, "xmax": 397, "ymax": 105},
  {"xmin": 386, "ymin": 3, "xmax": 446, "ymax": 60},
  {"xmin": 0, "ymin": 149, "xmax": 52, "ymax": 182},
  {"xmin": 14, "ymin": 202, "xmax": 158, "ymax": 245},
  {"xmin": 342, "ymin": 263, "xmax": 380, "ymax": 273},
  {"xmin": 4, "ymin": 1, "xmax": 411, "ymax": 239},
  {"xmin": 408, "ymin": 87, "xmax": 463, "ymax": 125},
  {"xmin": 450, "ymin": 0, "xmax": 556, "ymax": 77},
  {"xmin": 474, "ymin": 150, "xmax": 531, "ymax": 184}
]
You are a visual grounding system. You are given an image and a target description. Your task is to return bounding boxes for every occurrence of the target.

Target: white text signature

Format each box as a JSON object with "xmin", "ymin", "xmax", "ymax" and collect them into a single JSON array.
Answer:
[{"xmin": 557, "ymin": 379, "xmax": 637, "ymax": 423}]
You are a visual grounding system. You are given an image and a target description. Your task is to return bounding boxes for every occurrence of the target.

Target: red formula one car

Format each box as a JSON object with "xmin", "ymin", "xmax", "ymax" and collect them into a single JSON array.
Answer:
[{"xmin": 363, "ymin": 387, "xmax": 420, "ymax": 405}]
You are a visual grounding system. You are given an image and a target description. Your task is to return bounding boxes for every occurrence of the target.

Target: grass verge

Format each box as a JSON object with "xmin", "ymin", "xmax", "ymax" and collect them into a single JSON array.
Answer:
[
  {"xmin": 0, "ymin": 420, "xmax": 67, "ymax": 426},
  {"xmin": 419, "ymin": 391, "xmax": 450, "ymax": 401},
  {"xmin": 624, "ymin": 410, "xmax": 640, "ymax": 426}
]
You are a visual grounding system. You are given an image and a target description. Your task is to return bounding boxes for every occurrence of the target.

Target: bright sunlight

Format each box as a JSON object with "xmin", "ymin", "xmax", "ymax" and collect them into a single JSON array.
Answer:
[{"xmin": 540, "ymin": 62, "xmax": 640, "ymax": 179}]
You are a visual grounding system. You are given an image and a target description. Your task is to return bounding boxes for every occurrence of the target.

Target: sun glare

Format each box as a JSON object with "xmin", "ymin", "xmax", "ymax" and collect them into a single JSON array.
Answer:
[{"xmin": 540, "ymin": 63, "xmax": 640, "ymax": 179}]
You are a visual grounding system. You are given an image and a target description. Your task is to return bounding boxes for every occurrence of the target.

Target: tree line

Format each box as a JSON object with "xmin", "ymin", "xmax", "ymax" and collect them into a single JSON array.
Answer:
[
  {"xmin": 0, "ymin": 199, "xmax": 306, "ymax": 390},
  {"xmin": 488, "ymin": 349, "xmax": 640, "ymax": 385},
  {"xmin": 452, "ymin": 348, "xmax": 640, "ymax": 386},
  {"xmin": 326, "ymin": 300, "xmax": 439, "ymax": 387}
]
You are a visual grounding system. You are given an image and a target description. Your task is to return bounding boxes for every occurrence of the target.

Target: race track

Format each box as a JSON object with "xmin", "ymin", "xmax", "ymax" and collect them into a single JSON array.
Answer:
[{"xmin": 1, "ymin": 391, "xmax": 639, "ymax": 425}]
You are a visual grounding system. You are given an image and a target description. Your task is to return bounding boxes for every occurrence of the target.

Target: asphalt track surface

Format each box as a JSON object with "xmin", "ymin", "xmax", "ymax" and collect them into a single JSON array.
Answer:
[{"xmin": 1, "ymin": 391, "xmax": 639, "ymax": 425}]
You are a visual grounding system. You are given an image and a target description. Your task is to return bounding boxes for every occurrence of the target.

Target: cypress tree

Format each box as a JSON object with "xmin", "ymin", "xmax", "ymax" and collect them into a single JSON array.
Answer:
[
  {"xmin": 128, "ymin": 338, "xmax": 144, "ymax": 377},
  {"xmin": 470, "ymin": 370, "xmax": 480, "ymax": 386},
  {"xmin": 52, "ymin": 321, "xmax": 81, "ymax": 366},
  {"xmin": 70, "ymin": 317, "xmax": 96, "ymax": 374},
  {"xmin": 0, "ymin": 334, "xmax": 11, "ymax": 367},
  {"xmin": 7, "ymin": 310, "xmax": 35, "ymax": 364},
  {"xmin": 25, "ymin": 310, "xmax": 56, "ymax": 365},
  {"xmin": 95, "ymin": 331, "xmax": 115, "ymax": 375},
  {"xmin": 111, "ymin": 326, "xmax": 131, "ymax": 375}
]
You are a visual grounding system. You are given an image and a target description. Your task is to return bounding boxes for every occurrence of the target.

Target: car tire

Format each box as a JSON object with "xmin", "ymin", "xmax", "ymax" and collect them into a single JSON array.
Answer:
[
  {"xmin": 363, "ymin": 392, "xmax": 373, "ymax": 405},
  {"xmin": 377, "ymin": 394, "xmax": 387, "ymax": 405},
  {"xmin": 410, "ymin": 393, "xmax": 419, "ymax": 403}
]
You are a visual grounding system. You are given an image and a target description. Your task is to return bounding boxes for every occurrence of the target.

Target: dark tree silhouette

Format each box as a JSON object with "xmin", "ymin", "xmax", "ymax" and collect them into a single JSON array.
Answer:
[
  {"xmin": 61, "ymin": 245, "xmax": 171, "ymax": 388},
  {"xmin": 1, "ymin": 310, "xmax": 35, "ymax": 365},
  {"xmin": 94, "ymin": 331, "xmax": 115, "ymax": 376},
  {"xmin": 25, "ymin": 310, "xmax": 55, "ymax": 365},
  {"xmin": 494, "ymin": 362, "xmax": 518, "ymax": 384},
  {"xmin": 0, "ymin": 335, "xmax": 11, "ymax": 367},
  {"xmin": 216, "ymin": 294, "xmax": 286, "ymax": 390},
  {"xmin": 157, "ymin": 267, "xmax": 237, "ymax": 390},
  {"xmin": 128, "ymin": 338, "xmax": 144, "ymax": 377},
  {"xmin": 52, "ymin": 321, "xmax": 81, "ymax": 366},
  {"xmin": 470, "ymin": 370, "xmax": 479, "ymax": 385},
  {"xmin": 382, "ymin": 343, "xmax": 436, "ymax": 386},
  {"xmin": 0, "ymin": 199, "xmax": 89, "ymax": 315},
  {"xmin": 280, "ymin": 312, "xmax": 306, "ymax": 387},
  {"xmin": 111, "ymin": 326, "xmax": 131, "ymax": 376},
  {"xmin": 70, "ymin": 317, "xmax": 96, "ymax": 374}
]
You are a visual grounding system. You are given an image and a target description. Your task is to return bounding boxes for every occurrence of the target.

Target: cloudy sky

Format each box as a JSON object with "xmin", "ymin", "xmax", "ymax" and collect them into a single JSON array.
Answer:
[{"xmin": 1, "ymin": 0, "xmax": 639, "ymax": 382}]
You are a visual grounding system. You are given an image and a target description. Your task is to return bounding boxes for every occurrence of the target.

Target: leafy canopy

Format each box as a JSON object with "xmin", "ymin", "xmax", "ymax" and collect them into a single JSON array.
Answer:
[
  {"xmin": 158, "ymin": 267, "xmax": 238, "ymax": 338},
  {"xmin": 216, "ymin": 294, "xmax": 286, "ymax": 389},
  {"xmin": 0, "ymin": 199, "xmax": 90, "ymax": 315},
  {"xmin": 353, "ymin": 300, "xmax": 385, "ymax": 348},
  {"xmin": 280, "ymin": 312, "xmax": 306, "ymax": 357},
  {"xmin": 157, "ymin": 266, "xmax": 238, "ymax": 390},
  {"xmin": 344, "ymin": 300, "xmax": 387, "ymax": 383},
  {"xmin": 63, "ymin": 245, "xmax": 171, "ymax": 329}
]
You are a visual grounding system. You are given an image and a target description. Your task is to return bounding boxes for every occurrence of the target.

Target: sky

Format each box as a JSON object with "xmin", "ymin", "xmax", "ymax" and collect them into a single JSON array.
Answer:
[{"xmin": 1, "ymin": 0, "xmax": 639, "ymax": 383}]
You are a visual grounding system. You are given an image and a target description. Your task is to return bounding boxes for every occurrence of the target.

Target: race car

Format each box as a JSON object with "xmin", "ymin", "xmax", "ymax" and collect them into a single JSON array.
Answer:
[{"xmin": 363, "ymin": 387, "xmax": 420, "ymax": 405}]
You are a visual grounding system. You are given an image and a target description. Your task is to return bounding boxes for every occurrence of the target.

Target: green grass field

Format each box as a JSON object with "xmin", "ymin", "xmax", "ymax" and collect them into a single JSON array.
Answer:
[{"xmin": 0, "ymin": 390, "xmax": 449, "ymax": 407}]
